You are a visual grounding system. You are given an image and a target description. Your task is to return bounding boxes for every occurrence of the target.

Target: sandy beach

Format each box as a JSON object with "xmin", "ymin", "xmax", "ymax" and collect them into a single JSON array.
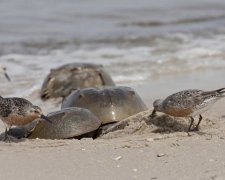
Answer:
[
  {"xmin": 0, "ymin": 0, "xmax": 225, "ymax": 179},
  {"xmin": 0, "ymin": 83, "xmax": 225, "ymax": 180}
]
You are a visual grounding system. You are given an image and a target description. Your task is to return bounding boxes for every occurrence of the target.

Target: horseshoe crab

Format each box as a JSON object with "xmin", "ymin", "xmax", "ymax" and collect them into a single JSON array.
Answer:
[
  {"xmin": 29, "ymin": 107, "xmax": 101, "ymax": 139},
  {"xmin": 41, "ymin": 63, "xmax": 115, "ymax": 100},
  {"xmin": 6, "ymin": 107, "xmax": 101, "ymax": 140},
  {"xmin": 61, "ymin": 86, "xmax": 148, "ymax": 125}
]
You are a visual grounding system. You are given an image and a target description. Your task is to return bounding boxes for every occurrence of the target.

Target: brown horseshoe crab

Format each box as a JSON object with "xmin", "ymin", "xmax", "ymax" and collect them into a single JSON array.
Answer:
[
  {"xmin": 5, "ymin": 107, "xmax": 101, "ymax": 140},
  {"xmin": 28, "ymin": 107, "xmax": 102, "ymax": 139},
  {"xmin": 41, "ymin": 63, "xmax": 115, "ymax": 100},
  {"xmin": 61, "ymin": 86, "xmax": 148, "ymax": 125}
]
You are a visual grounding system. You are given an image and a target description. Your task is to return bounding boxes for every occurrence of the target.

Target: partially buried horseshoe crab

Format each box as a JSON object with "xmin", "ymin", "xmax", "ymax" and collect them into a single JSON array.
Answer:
[
  {"xmin": 6, "ymin": 107, "xmax": 102, "ymax": 140},
  {"xmin": 61, "ymin": 86, "xmax": 148, "ymax": 127}
]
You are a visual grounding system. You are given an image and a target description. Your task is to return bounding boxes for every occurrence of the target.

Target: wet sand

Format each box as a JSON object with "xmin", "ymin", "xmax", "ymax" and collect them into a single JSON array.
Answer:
[{"xmin": 0, "ymin": 83, "xmax": 225, "ymax": 180}]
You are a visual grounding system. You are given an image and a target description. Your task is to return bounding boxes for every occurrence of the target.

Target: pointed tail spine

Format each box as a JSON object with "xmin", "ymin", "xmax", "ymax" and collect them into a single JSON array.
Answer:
[{"xmin": 216, "ymin": 88, "xmax": 225, "ymax": 94}]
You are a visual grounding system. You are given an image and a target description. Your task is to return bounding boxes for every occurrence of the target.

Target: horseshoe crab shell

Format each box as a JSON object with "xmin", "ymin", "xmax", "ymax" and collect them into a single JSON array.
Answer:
[
  {"xmin": 29, "ymin": 107, "xmax": 101, "ymax": 139},
  {"xmin": 41, "ymin": 63, "xmax": 115, "ymax": 100},
  {"xmin": 61, "ymin": 86, "xmax": 148, "ymax": 125}
]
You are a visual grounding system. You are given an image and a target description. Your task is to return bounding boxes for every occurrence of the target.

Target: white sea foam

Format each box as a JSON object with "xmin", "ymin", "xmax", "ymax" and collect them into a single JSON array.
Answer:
[{"xmin": 1, "ymin": 32, "xmax": 225, "ymax": 97}]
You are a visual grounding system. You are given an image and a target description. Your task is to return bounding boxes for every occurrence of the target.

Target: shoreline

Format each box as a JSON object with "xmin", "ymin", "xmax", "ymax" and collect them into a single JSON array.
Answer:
[{"xmin": 0, "ymin": 78, "xmax": 225, "ymax": 180}]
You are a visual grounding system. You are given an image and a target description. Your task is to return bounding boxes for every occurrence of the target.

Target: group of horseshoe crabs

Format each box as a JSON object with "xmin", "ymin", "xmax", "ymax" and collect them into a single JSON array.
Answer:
[{"xmin": 7, "ymin": 63, "xmax": 148, "ymax": 140}]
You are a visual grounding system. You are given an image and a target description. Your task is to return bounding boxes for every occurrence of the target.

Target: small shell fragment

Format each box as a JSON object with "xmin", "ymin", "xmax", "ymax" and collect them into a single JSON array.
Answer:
[
  {"xmin": 157, "ymin": 153, "xmax": 166, "ymax": 157},
  {"xmin": 114, "ymin": 156, "xmax": 123, "ymax": 161}
]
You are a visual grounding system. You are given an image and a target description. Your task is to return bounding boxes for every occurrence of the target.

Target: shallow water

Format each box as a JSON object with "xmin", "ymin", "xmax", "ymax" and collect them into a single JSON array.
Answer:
[{"xmin": 0, "ymin": 0, "xmax": 225, "ymax": 109}]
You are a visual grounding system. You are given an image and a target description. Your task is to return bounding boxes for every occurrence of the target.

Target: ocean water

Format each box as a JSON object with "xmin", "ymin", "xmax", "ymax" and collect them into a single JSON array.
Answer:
[{"xmin": 0, "ymin": 0, "xmax": 225, "ymax": 106}]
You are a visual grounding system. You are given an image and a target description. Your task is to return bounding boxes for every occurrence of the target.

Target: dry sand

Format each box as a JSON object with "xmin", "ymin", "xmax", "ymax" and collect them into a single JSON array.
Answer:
[{"xmin": 0, "ymin": 94, "xmax": 225, "ymax": 180}]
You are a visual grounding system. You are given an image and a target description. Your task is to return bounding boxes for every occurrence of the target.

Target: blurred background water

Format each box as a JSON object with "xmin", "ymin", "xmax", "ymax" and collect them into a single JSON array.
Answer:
[{"xmin": 0, "ymin": 0, "xmax": 225, "ymax": 107}]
